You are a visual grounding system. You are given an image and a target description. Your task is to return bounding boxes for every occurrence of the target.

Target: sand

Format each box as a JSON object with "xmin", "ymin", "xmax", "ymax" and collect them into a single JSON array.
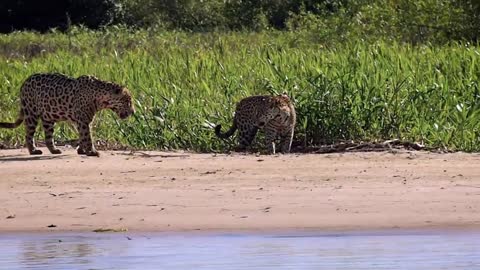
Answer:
[{"xmin": 0, "ymin": 148, "xmax": 479, "ymax": 233}]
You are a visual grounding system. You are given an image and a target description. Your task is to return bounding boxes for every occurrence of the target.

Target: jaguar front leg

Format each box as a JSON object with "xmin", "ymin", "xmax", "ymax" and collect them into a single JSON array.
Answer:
[
  {"xmin": 264, "ymin": 127, "xmax": 277, "ymax": 154},
  {"xmin": 278, "ymin": 127, "xmax": 294, "ymax": 153},
  {"xmin": 75, "ymin": 120, "xmax": 99, "ymax": 157},
  {"xmin": 42, "ymin": 120, "xmax": 62, "ymax": 154}
]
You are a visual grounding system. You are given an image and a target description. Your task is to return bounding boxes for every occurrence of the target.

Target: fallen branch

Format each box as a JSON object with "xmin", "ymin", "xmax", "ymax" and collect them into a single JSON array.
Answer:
[{"xmin": 295, "ymin": 139, "xmax": 426, "ymax": 154}]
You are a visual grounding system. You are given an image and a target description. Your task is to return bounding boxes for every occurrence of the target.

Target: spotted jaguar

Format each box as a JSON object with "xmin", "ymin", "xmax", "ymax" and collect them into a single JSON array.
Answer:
[
  {"xmin": 0, "ymin": 73, "xmax": 135, "ymax": 156},
  {"xmin": 215, "ymin": 94, "xmax": 296, "ymax": 154}
]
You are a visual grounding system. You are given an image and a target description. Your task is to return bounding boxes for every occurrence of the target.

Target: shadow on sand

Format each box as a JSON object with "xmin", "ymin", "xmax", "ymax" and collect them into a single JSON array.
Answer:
[{"xmin": 0, "ymin": 154, "xmax": 68, "ymax": 162}]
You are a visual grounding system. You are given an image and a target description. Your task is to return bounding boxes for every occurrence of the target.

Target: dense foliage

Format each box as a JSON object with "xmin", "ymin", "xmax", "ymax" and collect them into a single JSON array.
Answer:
[
  {"xmin": 0, "ymin": 0, "xmax": 122, "ymax": 32},
  {"xmin": 0, "ymin": 31, "xmax": 478, "ymax": 152}
]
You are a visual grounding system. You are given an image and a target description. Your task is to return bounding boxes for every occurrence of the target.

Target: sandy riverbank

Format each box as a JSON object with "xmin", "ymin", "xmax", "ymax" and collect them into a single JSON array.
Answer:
[{"xmin": 1, "ymin": 148, "xmax": 479, "ymax": 233}]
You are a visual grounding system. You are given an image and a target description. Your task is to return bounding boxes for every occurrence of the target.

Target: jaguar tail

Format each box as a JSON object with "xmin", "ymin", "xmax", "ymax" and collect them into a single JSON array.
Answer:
[
  {"xmin": 215, "ymin": 122, "xmax": 237, "ymax": 139},
  {"xmin": 0, "ymin": 109, "xmax": 24, "ymax": 129}
]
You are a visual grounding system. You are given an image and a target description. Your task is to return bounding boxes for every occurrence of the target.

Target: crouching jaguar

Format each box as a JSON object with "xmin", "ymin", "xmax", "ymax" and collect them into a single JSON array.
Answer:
[
  {"xmin": 215, "ymin": 94, "xmax": 296, "ymax": 154},
  {"xmin": 0, "ymin": 73, "xmax": 135, "ymax": 156}
]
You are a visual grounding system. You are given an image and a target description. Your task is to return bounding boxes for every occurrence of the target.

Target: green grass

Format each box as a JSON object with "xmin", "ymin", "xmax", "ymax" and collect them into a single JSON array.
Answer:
[{"xmin": 0, "ymin": 28, "xmax": 479, "ymax": 152}]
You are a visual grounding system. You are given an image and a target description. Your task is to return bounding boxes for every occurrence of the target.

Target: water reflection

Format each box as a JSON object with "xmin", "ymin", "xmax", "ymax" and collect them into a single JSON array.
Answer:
[
  {"xmin": 0, "ymin": 230, "xmax": 479, "ymax": 269},
  {"xmin": 2, "ymin": 235, "xmax": 131, "ymax": 270},
  {"xmin": 22, "ymin": 239, "xmax": 95, "ymax": 266}
]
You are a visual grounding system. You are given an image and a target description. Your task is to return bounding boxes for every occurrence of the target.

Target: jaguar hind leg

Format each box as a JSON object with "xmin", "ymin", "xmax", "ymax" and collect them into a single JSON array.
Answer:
[
  {"xmin": 25, "ymin": 116, "xmax": 42, "ymax": 155},
  {"xmin": 236, "ymin": 126, "xmax": 258, "ymax": 152}
]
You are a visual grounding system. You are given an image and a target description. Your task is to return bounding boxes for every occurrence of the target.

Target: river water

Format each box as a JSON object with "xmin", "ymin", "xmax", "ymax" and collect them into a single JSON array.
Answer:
[{"xmin": 0, "ymin": 230, "xmax": 479, "ymax": 269}]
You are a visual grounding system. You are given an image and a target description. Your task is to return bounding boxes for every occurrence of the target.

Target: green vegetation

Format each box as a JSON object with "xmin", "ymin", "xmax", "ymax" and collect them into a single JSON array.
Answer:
[{"xmin": 0, "ymin": 29, "xmax": 479, "ymax": 152}]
